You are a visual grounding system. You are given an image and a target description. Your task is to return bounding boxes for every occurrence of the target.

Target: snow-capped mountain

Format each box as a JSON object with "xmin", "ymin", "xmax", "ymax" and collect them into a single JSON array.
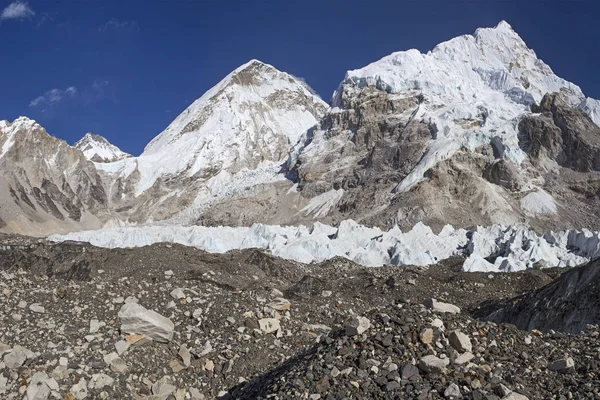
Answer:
[
  {"xmin": 200, "ymin": 21, "xmax": 600, "ymax": 232},
  {"xmin": 74, "ymin": 133, "xmax": 131, "ymax": 163},
  {"xmin": 2, "ymin": 22, "xmax": 600, "ymax": 237}
]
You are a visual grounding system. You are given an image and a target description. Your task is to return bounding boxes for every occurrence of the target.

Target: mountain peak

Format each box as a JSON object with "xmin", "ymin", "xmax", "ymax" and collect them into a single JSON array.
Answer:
[{"xmin": 74, "ymin": 132, "xmax": 131, "ymax": 163}]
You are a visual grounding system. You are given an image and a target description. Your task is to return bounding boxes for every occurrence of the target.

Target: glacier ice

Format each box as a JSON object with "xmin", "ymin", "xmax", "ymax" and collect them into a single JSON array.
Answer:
[{"xmin": 48, "ymin": 220, "xmax": 600, "ymax": 273}]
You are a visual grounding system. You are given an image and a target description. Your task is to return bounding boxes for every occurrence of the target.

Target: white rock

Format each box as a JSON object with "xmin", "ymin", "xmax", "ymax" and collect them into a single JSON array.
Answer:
[
  {"xmin": 70, "ymin": 378, "xmax": 88, "ymax": 399},
  {"xmin": 89, "ymin": 374, "xmax": 114, "ymax": 390},
  {"xmin": 423, "ymin": 299, "xmax": 460, "ymax": 314},
  {"xmin": 454, "ymin": 352, "xmax": 475, "ymax": 365},
  {"xmin": 502, "ymin": 394, "xmax": 529, "ymax": 400},
  {"xmin": 170, "ymin": 288, "xmax": 185, "ymax": 300},
  {"xmin": 118, "ymin": 303, "xmax": 174, "ymax": 342},
  {"xmin": 115, "ymin": 340, "xmax": 130, "ymax": 355},
  {"xmin": 89, "ymin": 319, "xmax": 105, "ymax": 333},
  {"xmin": 152, "ymin": 377, "xmax": 176, "ymax": 400},
  {"xmin": 449, "ymin": 330, "xmax": 472, "ymax": 353},
  {"xmin": 258, "ymin": 318, "xmax": 281, "ymax": 334},
  {"xmin": 26, "ymin": 372, "xmax": 51, "ymax": 400},
  {"xmin": 29, "ymin": 303, "xmax": 45, "ymax": 314}
]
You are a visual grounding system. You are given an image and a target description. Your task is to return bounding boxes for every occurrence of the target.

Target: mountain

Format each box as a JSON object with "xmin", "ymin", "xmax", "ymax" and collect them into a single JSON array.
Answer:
[
  {"xmin": 0, "ymin": 117, "xmax": 110, "ymax": 235},
  {"xmin": 199, "ymin": 21, "xmax": 600, "ymax": 232},
  {"xmin": 0, "ymin": 60, "xmax": 328, "ymax": 234},
  {"xmin": 74, "ymin": 133, "xmax": 131, "ymax": 163},
  {"xmin": 2, "ymin": 22, "xmax": 600, "ymax": 237}
]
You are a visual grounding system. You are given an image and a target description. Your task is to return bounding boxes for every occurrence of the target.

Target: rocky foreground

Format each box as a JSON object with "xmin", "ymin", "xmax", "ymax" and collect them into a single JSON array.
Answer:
[{"xmin": 0, "ymin": 236, "xmax": 599, "ymax": 399}]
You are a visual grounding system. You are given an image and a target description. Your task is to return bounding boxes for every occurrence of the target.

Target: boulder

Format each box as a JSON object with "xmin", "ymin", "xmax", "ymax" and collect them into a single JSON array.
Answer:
[
  {"xmin": 423, "ymin": 298, "xmax": 460, "ymax": 314},
  {"xmin": 118, "ymin": 303, "xmax": 174, "ymax": 342},
  {"xmin": 449, "ymin": 330, "xmax": 472, "ymax": 353},
  {"xmin": 345, "ymin": 316, "xmax": 371, "ymax": 336},
  {"xmin": 418, "ymin": 355, "xmax": 449, "ymax": 374}
]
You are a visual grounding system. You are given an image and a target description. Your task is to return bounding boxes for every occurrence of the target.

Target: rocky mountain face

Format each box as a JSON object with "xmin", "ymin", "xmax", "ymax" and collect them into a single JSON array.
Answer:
[
  {"xmin": 2, "ymin": 22, "xmax": 600, "ymax": 236},
  {"xmin": 0, "ymin": 118, "xmax": 110, "ymax": 235},
  {"xmin": 200, "ymin": 21, "xmax": 600, "ymax": 232},
  {"xmin": 74, "ymin": 133, "xmax": 131, "ymax": 163}
]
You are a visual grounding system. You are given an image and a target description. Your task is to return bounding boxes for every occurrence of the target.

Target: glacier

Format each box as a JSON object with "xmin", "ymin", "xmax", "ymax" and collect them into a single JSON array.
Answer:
[{"xmin": 48, "ymin": 220, "xmax": 600, "ymax": 273}]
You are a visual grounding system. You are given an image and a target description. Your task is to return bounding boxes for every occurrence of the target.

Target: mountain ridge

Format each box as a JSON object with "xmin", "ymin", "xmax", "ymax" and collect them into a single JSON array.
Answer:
[{"xmin": 2, "ymin": 23, "xmax": 600, "ymax": 236}]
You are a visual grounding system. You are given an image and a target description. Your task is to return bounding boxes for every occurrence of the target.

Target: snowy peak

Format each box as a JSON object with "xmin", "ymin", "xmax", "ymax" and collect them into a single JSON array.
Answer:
[
  {"xmin": 74, "ymin": 132, "xmax": 131, "ymax": 163},
  {"xmin": 133, "ymin": 59, "xmax": 328, "ymax": 194},
  {"xmin": 329, "ymin": 20, "xmax": 600, "ymax": 193}
]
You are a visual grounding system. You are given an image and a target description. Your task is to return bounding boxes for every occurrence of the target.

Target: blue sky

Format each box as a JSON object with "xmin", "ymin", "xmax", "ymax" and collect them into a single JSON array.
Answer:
[{"xmin": 1, "ymin": 0, "xmax": 599, "ymax": 156}]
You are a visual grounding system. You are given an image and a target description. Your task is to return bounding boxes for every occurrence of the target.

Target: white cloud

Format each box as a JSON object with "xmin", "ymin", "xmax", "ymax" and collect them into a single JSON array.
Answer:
[
  {"xmin": 29, "ymin": 86, "xmax": 77, "ymax": 108},
  {"xmin": 99, "ymin": 18, "xmax": 138, "ymax": 32},
  {"xmin": 1, "ymin": 1, "xmax": 34, "ymax": 20}
]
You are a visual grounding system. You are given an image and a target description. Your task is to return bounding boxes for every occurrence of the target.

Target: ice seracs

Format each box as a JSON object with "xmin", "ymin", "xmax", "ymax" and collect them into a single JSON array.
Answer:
[{"xmin": 49, "ymin": 220, "xmax": 600, "ymax": 273}]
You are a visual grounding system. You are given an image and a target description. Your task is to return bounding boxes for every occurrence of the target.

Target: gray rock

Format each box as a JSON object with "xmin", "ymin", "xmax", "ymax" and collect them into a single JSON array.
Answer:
[
  {"xmin": 548, "ymin": 357, "xmax": 575, "ymax": 373},
  {"xmin": 4, "ymin": 346, "xmax": 28, "ymax": 369},
  {"xmin": 152, "ymin": 377, "xmax": 177, "ymax": 400},
  {"xmin": 179, "ymin": 344, "xmax": 191, "ymax": 368},
  {"xmin": 449, "ymin": 330, "xmax": 472, "ymax": 353},
  {"xmin": 29, "ymin": 303, "xmax": 45, "ymax": 314},
  {"xmin": 444, "ymin": 382, "xmax": 461, "ymax": 398},
  {"xmin": 118, "ymin": 303, "xmax": 174, "ymax": 342},
  {"xmin": 344, "ymin": 316, "xmax": 371, "ymax": 336},
  {"xmin": 418, "ymin": 355, "xmax": 449, "ymax": 374}
]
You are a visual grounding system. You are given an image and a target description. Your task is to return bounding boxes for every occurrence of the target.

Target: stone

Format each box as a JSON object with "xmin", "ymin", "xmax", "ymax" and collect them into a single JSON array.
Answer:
[
  {"xmin": 321, "ymin": 290, "xmax": 332, "ymax": 297},
  {"xmin": 418, "ymin": 355, "xmax": 449, "ymax": 374},
  {"xmin": 103, "ymin": 353, "xmax": 128, "ymax": 374},
  {"xmin": 423, "ymin": 298, "xmax": 460, "ymax": 314},
  {"xmin": 344, "ymin": 316, "xmax": 371, "ymax": 336},
  {"xmin": 267, "ymin": 297, "xmax": 291, "ymax": 311},
  {"xmin": 444, "ymin": 383, "xmax": 461, "ymax": 398},
  {"xmin": 449, "ymin": 330, "xmax": 472, "ymax": 353},
  {"xmin": 454, "ymin": 352, "xmax": 474, "ymax": 365},
  {"xmin": 401, "ymin": 364, "xmax": 420, "ymax": 380},
  {"xmin": 258, "ymin": 318, "xmax": 281, "ymax": 334},
  {"xmin": 89, "ymin": 319, "xmax": 105, "ymax": 334},
  {"xmin": 115, "ymin": 340, "xmax": 130, "ymax": 355},
  {"xmin": 71, "ymin": 378, "xmax": 88, "ymax": 399},
  {"xmin": 29, "ymin": 303, "xmax": 45, "ymax": 314},
  {"xmin": 26, "ymin": 372, "xmax": 51, "ymax": 400},
  {"xmin": 169, "ymin": 359, "xmax": 185, "ymax": 373},
  {"xmin": 502, "ymin": 394, "xmax": 529, "ymax": 400},
  {"xmin": 548, "ymin": 357, "xmax": 575, "ymax": 373},
  {"xmin": 4, "ymin": 346, "xmax": 28, "ymax": 369},
  {"xmin": 152, "ymin": 377, "xmax": 176, "ymax": 400},
  {"xmin": 170, "ymin": 288, "xmax": 185, "ymax": 300},
  {"xmin": 89, "ymin": 374, "xmax": 114, "ymax": 390},
  {"xmin": 118, "ymin": 303, "xmax": 174, "ymax": 342},
  {"xmin": 189, "ymin": 388, "xmax": 205, "ymax": 400},
  {"xmin": 420, "ymin": 328, "xmax": 434, "ymax": 344},
  {"xmin": 179, "ymin": 344, "xmax": 191, "ymax": 367}
]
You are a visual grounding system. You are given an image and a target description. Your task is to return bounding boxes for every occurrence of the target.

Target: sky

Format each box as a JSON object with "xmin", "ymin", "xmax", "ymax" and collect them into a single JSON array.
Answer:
[{"xmin": 1, "ymin": 0, "xmax": 599, "ymax": 156}]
